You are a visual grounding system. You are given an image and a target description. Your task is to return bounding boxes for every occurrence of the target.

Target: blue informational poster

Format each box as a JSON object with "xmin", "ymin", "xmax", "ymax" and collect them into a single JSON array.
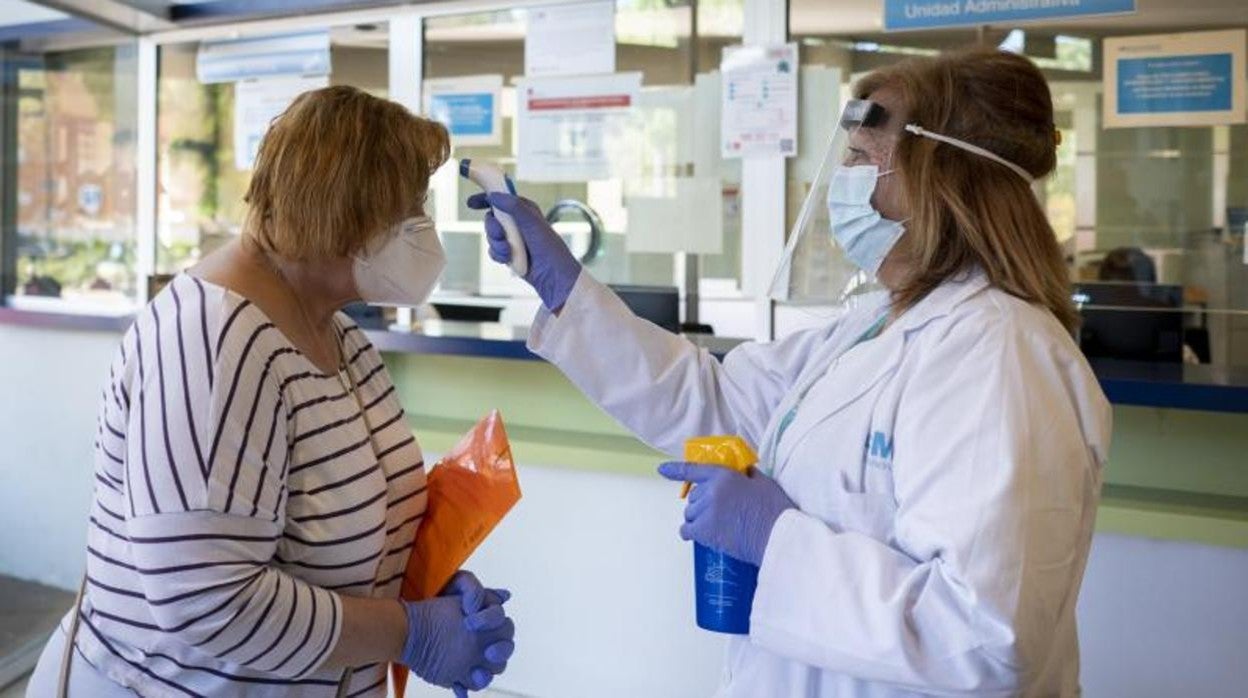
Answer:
[
  {"xmin": 424, "ymin": 75, "xmax": 503, "ymax": 146},
  {"xmin": 883, "ymin": 0, "xmax": 1135, "ymax": 31},
  {"xmin": 429, "ymin": 93, "xmax": 496, "ymax": 137},
  {"xmin": 1118, "ymin": 54, "xmax": 1233, "ymax": 114},
  {"xmin": 1104, "ymin": 30, "xmax": 1246, "ymax": 129}
]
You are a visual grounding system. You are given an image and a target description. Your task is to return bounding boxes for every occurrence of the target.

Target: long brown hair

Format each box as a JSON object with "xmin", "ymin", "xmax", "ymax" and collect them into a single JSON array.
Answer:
[{"xmin": 856, "ymin": 48, "xmax": 1077, "ymax": 332}]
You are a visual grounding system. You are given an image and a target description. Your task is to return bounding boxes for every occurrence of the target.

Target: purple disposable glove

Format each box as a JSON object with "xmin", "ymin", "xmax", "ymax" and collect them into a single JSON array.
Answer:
[
  {"xmin": 436, "ymin": 570, "xmax": 513, "ymax": 697},
  {"xmin": 466, "ymin": 191, "xmax": 582, "ymax": 312},
  {"xmin": 402, "ymin": 574, "xmax": 516, "ymax": 698},
  {"xmin": 440, "ymin": 569, "xmax": 511, "ymax": 615},
  {"xmin": 657, "ymin": 462, "xmax": 796, "ymax": 566}
]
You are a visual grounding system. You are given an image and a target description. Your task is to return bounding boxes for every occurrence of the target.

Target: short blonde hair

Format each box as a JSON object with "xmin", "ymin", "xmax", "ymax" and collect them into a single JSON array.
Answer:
[
  {"xmin": 856, "ymin": 49, "xmax": 1077, "ymax": 332},
  {"xmin": 243, "ymin": 85, "xmax": 450, "ymax": 260}
]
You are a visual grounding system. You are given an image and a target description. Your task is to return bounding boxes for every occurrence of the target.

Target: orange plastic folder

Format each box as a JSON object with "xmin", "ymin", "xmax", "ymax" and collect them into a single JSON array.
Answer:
[{"xmin": 391, "ymin": 410, "xmax": 522, "ymax": 694}]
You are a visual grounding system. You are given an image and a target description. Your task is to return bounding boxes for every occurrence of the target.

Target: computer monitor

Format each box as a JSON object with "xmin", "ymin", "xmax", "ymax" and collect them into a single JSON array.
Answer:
[
  {"xmin": 1073, "ymin": 282, "xmax": 1184, "ymax": 363},
  {"xmin": 609, "ymin": 285, "xmax": 680, "ymax": 333}
]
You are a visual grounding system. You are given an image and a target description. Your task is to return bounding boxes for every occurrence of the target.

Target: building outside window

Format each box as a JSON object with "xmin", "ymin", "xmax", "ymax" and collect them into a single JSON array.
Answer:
[{"xmin": 6, "ymin": 42, "xmax": 138, "ymax": 312}]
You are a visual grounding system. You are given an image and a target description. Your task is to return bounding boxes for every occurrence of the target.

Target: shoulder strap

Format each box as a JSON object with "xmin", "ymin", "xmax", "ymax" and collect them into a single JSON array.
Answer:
[{"xmin": 56, "ymin": 575, "xmax": 87, "ymax": 698}]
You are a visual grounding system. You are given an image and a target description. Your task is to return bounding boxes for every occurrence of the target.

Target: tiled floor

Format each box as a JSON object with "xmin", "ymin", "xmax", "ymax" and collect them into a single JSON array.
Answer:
[
  {"xmin": 0, "ymin": 575, "xmax": 72, "ymax": 697},
  {"xmin": 0, "ymin": 674, "xmax": 28, "ymax": 698}
]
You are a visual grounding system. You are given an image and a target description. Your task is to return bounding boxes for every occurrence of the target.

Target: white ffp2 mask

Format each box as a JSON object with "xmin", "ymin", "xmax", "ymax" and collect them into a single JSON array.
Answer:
[
  {"xmin": 826, "ymin": 164, "xmax": 906, "ymax": 276},
  {"xmin": 353, "ymin": 216, "xmax": 447, "ymax": 307}
]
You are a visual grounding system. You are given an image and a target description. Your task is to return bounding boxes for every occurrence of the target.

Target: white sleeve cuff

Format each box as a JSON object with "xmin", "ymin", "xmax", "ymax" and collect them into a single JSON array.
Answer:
[{"xmin": 526, "ymin": 271, "xmax": 624, "ymax": 358}]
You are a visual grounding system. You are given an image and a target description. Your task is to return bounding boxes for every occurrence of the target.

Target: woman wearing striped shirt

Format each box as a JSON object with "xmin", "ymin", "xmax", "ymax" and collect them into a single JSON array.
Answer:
[{"xmin": 28, "ymin": 86, "xmax": 515, "ymax": 697}]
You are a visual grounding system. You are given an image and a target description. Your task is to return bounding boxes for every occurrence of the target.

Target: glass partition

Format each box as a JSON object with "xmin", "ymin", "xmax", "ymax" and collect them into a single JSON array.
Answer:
[
  {"xmin": 423, "ymin": 0, "xmax": 745, "ymax": 308},
  {"xmin": 788, "ymin": 0, "xmax": 1248, "ymax": 367}
]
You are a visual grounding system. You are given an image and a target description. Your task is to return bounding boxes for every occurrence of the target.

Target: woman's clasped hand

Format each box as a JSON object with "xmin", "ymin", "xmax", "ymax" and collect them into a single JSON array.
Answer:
[{"xmin": 402, "ymin": 571, "xmax": 516, "ymax": 698}]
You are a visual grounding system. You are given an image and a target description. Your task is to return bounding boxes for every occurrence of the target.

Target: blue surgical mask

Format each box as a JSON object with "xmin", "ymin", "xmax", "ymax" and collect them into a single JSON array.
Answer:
[{"xmin": 825, "ymin": 164, "xmax": 906, "ymax": 276}]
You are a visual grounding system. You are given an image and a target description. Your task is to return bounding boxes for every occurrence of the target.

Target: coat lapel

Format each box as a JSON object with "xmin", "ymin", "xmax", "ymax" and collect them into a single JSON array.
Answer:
[
  {"xmin": 771, "ymin": 269, "xmax": 991, "ymax": 477},
  {"xmin": 772, "ymin": 327, "xmax": 906, "ymax": 477}
]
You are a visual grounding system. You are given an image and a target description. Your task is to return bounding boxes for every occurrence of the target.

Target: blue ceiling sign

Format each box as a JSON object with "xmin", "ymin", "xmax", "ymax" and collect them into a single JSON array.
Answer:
[
  {"xmin": 195, "ymin": 30, "xmax": 330, "ymax": 84},
  {"xmin": 884, "ymin": 0, "xmax": 1136, "ymax": 31}
]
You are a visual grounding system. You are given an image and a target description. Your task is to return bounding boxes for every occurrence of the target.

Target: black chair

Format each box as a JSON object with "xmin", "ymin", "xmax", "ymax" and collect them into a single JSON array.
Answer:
[{"xmin": 1074, "ymin": 282, "xmax": 1184, "ymax": 363}]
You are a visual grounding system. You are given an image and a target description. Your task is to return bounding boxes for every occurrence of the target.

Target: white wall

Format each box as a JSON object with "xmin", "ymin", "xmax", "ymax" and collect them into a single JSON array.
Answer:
[
  {"xmin": 1078, "ymin": 533, "xmax": 1248, "ymax": 698},
  {"xmin": 0, "ymin": 324, "xmax": 119, "ymax": 589},
  {"xmin": 3, "ymin": 325, "xmax": 1248, "ymax": 697}
]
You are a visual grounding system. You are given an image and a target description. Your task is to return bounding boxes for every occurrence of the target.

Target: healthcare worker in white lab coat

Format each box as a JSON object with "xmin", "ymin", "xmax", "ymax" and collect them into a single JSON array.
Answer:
[{"xmin": 469, "ymin": 48, "xmax": 1111, "ymax": 697}]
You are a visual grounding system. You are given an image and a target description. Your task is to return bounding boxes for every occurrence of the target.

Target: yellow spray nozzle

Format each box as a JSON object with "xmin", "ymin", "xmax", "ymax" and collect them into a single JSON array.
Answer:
[{"xmin": 679, "ymin": 436, "xmax": 758, "ymax": 498}]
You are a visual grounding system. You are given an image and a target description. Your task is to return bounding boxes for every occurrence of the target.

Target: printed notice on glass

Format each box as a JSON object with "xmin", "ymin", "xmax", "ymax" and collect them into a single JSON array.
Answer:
[
  {"xmin": 1104, "ymin": 29, "xmax": 1246, "ymax": 128},
  {"xmin": 525, "ymin": 1, "xmax": 615, "ymax": 78},
  {"xmin": 516, "ymin": 72, "xmax": 641, "ymax": 182},
  {"xmin": 424, "ymin": 75, "xmax": 503, "ymax": 146},
  {"xmin": 721, "ymin": 43, "xmax": 798, "ymax": 158},
  {"xmin": 234, "ymin": 75, "xmax": 328, "ymax": 170}
]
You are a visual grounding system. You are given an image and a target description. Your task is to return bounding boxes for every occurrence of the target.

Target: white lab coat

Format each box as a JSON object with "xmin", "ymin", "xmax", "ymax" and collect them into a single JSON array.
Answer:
[{"xmin": 527, "ymin": 268, "xmax": 1112, "ymax": 697}]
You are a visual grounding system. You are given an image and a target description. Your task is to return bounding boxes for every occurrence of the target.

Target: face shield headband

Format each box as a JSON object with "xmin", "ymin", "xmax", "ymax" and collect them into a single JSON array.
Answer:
[{"xmin": 902, "ymin": 124, "xmax": 1034, "ymax": 184}]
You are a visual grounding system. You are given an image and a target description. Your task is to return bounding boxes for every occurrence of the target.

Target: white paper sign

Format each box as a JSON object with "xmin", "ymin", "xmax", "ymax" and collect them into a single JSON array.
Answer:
[
  {"xmin": 721, "ymin": 43, "xmax": 798, "ymax": 158},
  {"xmin": 1104, "ymin": 29, "xmax": 1246, "ymax": 129},
  {"xmin": 424, "ymin": 75, "xmax": 503, "ymax": 146},
  {"xmin": 233, "ymin": 75, "xmax": 328, "ymax": 170},
  {"xmin": 515, "ymin": 72, "xmax": 641, "ymax": 182},
  {"xmin": 626, "ymin": 178, "xmax": 724, "ymax": 254},
  {"xmin": 526, "ymin": 1, "xmax": 616, "ymax": 78}
]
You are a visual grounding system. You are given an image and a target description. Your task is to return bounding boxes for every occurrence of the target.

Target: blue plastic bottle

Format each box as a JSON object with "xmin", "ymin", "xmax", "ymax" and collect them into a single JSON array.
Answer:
[
  {"xmin": 682, "ymin": 436, "xmax": 760, "ymax": 635},
  {"xmin": 693, "ymin": 543, "xmax": 759, "ymax": 634}
]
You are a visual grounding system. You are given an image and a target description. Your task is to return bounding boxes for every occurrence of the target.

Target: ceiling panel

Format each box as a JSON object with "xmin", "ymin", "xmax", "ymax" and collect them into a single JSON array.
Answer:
[{"xmin": 0, "ymin": 0, "xmax": 69, "ymax": 29}]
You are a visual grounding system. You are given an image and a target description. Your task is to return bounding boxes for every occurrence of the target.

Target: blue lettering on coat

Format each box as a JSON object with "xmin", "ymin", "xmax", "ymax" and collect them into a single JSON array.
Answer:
[{"xmin": 865, "ymin": 431, "xmax": 894, "ymax": 464}]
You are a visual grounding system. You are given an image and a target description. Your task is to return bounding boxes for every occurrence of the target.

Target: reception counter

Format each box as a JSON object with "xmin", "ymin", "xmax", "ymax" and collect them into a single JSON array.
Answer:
[
  {"xmin": 2, "ymin": 304, "xmax": 1246, "ymax": 549},
  {"xmin": 3, "ymin": 305, "xmax": 1248, "ymax": 414}
]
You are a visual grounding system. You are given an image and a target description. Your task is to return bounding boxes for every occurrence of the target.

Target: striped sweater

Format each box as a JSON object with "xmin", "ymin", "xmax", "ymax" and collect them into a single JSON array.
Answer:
[{"xmin": 72, "ymin": 273, "xmax": 427, "ymax": 697}]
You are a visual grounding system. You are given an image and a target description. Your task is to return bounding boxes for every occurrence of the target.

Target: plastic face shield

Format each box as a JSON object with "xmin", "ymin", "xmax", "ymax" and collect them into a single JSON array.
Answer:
[{"xmin": 768, "ymin": 99, "xmax": 898, "ymax": 306}]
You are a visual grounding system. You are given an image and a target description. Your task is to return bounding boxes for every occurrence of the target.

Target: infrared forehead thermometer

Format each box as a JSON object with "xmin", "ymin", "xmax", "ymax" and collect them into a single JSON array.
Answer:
[{"xmin": 459, "ymin": 159, "xmax": 529, "ymax": 278}]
